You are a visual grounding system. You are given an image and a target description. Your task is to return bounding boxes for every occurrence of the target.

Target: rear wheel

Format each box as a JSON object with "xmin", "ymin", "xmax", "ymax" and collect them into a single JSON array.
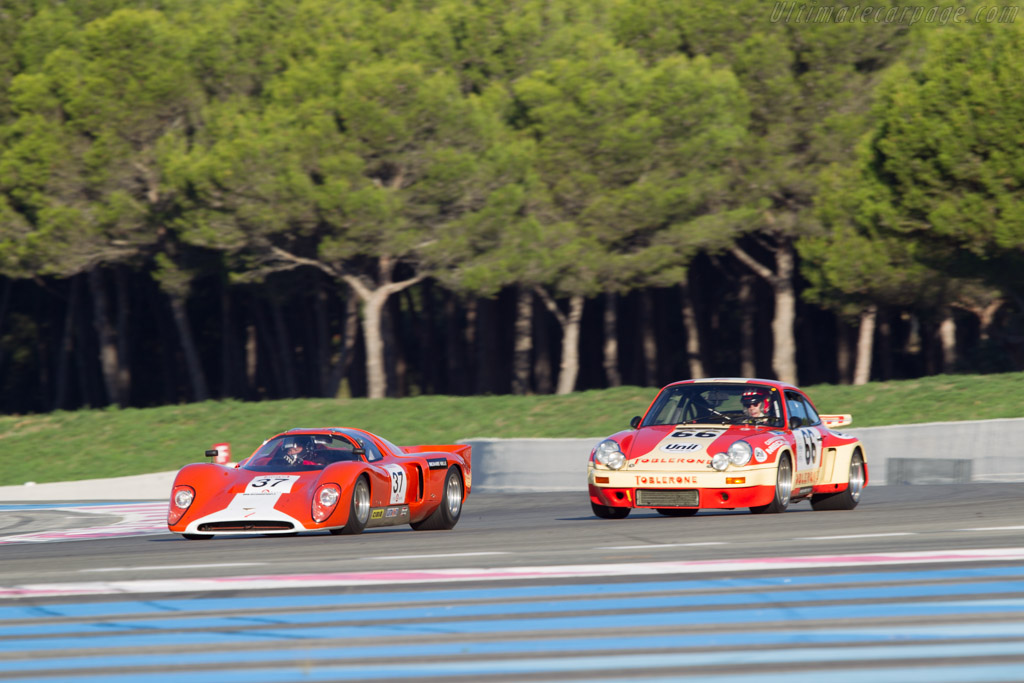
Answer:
[
  {"xmin": 656, "ymin": 508, "xmax": 699, "ymax": 517},
  {"xmin": 334, "ymin": 476, "xmax": 370, "ymax": 535},
  {"xmin": 751, "ymin": 454, "xmax": 793, "ymax": 514},
  {"xmin": 591, "ymin": 501, "xmax": 630, "ymax": 519},
  {"xmin": 811, "ymin": 451, "xmax": 865, "ymax": 511},
  {"xmin": 411, "ymin": 467, "xmax": 464, "ymax": 531}
]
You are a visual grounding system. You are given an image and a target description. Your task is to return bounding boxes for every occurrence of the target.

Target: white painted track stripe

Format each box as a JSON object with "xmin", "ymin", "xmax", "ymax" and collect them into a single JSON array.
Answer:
[{"xmin": 4, "ymin": 546, "xmax": 1024, "ymax": 599}]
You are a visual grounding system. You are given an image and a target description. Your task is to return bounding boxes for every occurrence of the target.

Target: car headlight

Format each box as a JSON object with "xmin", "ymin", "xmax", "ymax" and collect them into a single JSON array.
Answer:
[
  {"xmin": 594, "ymin": 439, "xmax": 626, "ymax": 470},
  {"xmin": 318, "ymin": 486, "xmax": 340, "ymax": 507},
  {"xmin": 711, "ymin": 452, "xmax": 731, "ymax": 471},
  {"xmin": 173, "ymin": 488, "xmax": 194, "ymax": 509},
  {"xmin": 727, "ymin": 440, "xmax": 753, "ymax": 467}
]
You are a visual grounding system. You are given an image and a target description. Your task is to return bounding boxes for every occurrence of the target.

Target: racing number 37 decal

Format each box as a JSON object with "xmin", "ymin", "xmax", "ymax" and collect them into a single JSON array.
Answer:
[
  {"xmin": 794, "ymin": 428, "xmax": 821, "ymax": 469},
  {"xmin": 382, "ymin": 464, "xmax": 408, "ymax": 505}
]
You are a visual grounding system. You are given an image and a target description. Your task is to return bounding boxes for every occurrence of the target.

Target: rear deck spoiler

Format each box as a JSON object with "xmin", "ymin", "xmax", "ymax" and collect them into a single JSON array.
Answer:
[{"xmin": 820, "ymin": 414, "xmax": 853, "ymax": 428}]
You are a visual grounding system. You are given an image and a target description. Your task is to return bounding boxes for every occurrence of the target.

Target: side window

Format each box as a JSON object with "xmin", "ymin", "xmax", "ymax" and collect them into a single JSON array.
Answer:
[
  {"xmin": 786, "ymin": 392, "xmax": 808, "ymax": 427},
  {"xmin": 359, "ymin": 438, "xmax": 382, "ymax": 462},
  {"xmin": 799, "ymin": 394, "xmax": 822, "ymax": 426}
]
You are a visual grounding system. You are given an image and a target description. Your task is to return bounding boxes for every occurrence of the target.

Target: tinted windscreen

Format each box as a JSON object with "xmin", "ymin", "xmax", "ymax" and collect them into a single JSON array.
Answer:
[
  {"xmin": 642, "ymin": 383, "xmax": 784, "ymax": 428},
  {"xmin": 241, "ymin": 434, "xmax": 362, "ymax": 472}
]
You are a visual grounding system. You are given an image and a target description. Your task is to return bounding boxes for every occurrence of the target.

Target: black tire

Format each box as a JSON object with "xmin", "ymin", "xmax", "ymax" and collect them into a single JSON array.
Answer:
[
  {"xmin": 656, "ymin": 508, "xmax": 699, "ymax": 517},
  {"xmin": 411, "ymin": 467, "xmax": 464, "ymax": 531},
  {"xmin": 591, "ymin": 501, "xmax": 630, "ymax": 519},
  {"xmin": 751, "ymin": 453, "xmax": 793, "ymax": 514},
  {"xmin": 812, "ymin": 450, "xmax": 865, "ymax": 511},
  {"xmin": 182, "ymin": 533, "xmax": 212, "ymax": 540},
  {"xmin": 334, "ymin": 476, "xmax": 370, "ymax": 535}
]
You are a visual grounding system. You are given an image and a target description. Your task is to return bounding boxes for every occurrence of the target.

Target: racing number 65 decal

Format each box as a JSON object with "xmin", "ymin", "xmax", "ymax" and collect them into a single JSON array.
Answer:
[{"xmin": 382, "ymin": 464, "xmax": 408, "ymax": 505}]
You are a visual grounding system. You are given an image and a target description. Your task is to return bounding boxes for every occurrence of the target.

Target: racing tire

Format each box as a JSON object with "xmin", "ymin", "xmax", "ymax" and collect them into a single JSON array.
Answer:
[
  {"xmin": 811, "ymin": 450, "xmax": 865, "ymax": 511},
  {"xmin": 411, "ymin": 466, "xmax": 464, "ymax": 531},
  {"xmin": 181, "ymin": 534, "xmax": 212, "ymax": 540},
  {"xmin": 591, "ymin": 501, "xmax": 630, "ymax": 519},
  {"xmin": 334, "ymin": 475, "xmax": 370, "ymax": 535},
  {"xmin": 750, "ymin": 453, "xmax": 793, "ymax": 514},
  {"xmin": 656, "ymin": 508, "xmax": 699, "ymax": 517}
]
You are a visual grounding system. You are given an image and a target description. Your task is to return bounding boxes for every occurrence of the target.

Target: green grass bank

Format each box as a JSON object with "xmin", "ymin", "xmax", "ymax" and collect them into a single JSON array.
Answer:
[{"xmin": 2, "ymin": 372, "xmax": 1022, "ymax": 487}]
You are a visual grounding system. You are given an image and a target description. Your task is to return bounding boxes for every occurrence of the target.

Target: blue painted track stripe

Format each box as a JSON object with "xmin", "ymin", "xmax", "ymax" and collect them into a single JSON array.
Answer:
[
  {"xmin": 5, "ymin": 577, "xmax": 1024, "ymax": 638},
  {"xmin": 5, "ymin": 597, "xmax": 1024, "ymax": 653},
  {"xmin": 3, "ymin": 564, "xmax": 1024, "ymax": 621},
  {"xmin": 5, "ymin": 643, "xmax": 1024, "ymax": 683},
  {"xmin": 4, "ymin": 622, "xmax": 1024, "ymax": 674}
]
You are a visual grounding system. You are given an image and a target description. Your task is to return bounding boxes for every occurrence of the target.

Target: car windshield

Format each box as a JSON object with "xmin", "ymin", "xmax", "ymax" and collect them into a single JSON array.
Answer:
[
  {"xmin": 241, "ymin": 434, "xmax": 363, "ymax": 472},
  {"xmin": 642, "ymin": 383, "xmax": 785, "ymax": 428}
]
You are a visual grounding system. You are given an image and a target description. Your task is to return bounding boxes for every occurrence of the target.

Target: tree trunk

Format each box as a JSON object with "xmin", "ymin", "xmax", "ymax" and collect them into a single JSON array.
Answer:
[
  {"xmin": 738, "ymin": 274, "xmax": 756, "ymax": 377},
  {"xmin": 168, "ymin": 292, "xmax": 210, "ymax": 402},
  {"xmin": 836, "ymin": 315, "xmax": 851, "ymax": 385},
  {"xmin": 680, "ymin": 280, "xmax": 704, "ymax": 379},
  {"xmin": 534, "ymin": 296, "xmax": 553, "ymax": 394},
  {"xmin": 731, "ymin": 240, "xmax": 798, "ymax": 385},
  {"xmin": 269, "ymin": 299, "xmax": 298, "ymax": 397},
  {"xmin": 88, "ymin": 268, "xmax": 124, "ymax": 406},
  {"xmin": 221, "ymin": 284, "xmax": 234, "ymax": 398},
  {"xmin": 54, "ymin": 276, "xmax": 79, "ymax": 410},
  {"xmin": 853, "ymin": 304, "xmax": 877, "ymax": 386},
  {"xmin": 603, "ymin": 290, "xmax": 621, "ymax": 387},
  {"xmin": 114, "ymin": 267, "xmax": 131, "ymax": 404},
  {"xmin": 444, "ymin": 294, "xmax": 465, "ymax": 395},
  {"xmin": 640, "ymin": 291, "xmax": 657, "ymax": 386},
  {"xmin": 246, "ymin": 322, "xmax": 258, "ymax": 398},
  {"xmin": 512, "ymin": 287, "xmax": 533, "ymax": 394},
  {"xmin": 343, "ymin": 263, "xmax": 424, "ymax": 399},
  {"xmin": 939, "ymin": 308, "xmax": 957, "ymax": 372},
  {"xmin": 326, "ymin": 294, "xmax": 358, "ymax": 398},
  {"xmin": 556, "ymin": 294, "xmax": 584, "ymax": 395}
]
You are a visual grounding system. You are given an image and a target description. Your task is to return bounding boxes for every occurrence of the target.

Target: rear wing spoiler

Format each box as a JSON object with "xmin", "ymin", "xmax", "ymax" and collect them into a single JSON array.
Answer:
[
  {"xmin": 400, "ymin": 443, "xmax": 471, "ymax": 468},
  {"xmin": 820, "ymin": 414, "xmax": 852, "ymax": 428}
]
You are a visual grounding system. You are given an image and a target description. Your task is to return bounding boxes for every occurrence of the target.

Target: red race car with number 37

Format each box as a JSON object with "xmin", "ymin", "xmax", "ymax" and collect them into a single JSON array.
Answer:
[
  {"xmin": 168, "ymin": 427, "xmax": 471, "ymax": 539},
  {"xmin": 588, "ymin": 378, "xmax": 867, "ymax": 518}
]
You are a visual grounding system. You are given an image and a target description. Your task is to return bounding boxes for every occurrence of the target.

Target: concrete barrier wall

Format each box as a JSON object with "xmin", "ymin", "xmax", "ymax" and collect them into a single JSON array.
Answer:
[
  {"xmin": 2, "ymin": 419, "xmax": 1021, "ymax": 501},
  {"xmin": 461, "ymin": 417, "xmax": 1024, "ymax": 492}
]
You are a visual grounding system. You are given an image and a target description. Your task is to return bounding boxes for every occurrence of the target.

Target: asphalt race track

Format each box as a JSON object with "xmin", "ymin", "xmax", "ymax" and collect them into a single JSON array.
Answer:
[{"xmin": 2, "ymin": 484, "xmax": 1024, "ymax": 682}]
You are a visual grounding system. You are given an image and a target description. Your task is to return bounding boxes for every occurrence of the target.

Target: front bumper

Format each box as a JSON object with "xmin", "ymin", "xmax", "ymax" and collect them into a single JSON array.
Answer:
[{"xmin": 588, "ymin": 465, "xmax": 779, "ymax": 510}]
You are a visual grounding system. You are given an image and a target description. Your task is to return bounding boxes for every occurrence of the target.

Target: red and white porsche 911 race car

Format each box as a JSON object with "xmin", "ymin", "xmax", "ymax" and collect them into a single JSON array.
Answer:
[
  {"xmin": 168, "ymin": 427, "xmax": 471, "ymax": 539},
  {"xmin": 588, "ymin": 378, "xmax": 867, "ymax": 518}
]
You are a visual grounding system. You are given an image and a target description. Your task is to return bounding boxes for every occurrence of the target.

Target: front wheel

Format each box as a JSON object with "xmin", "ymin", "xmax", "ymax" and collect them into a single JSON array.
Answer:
[
  {"xmin": 751, "ymin": 454, "xmax": 792, "ymax": 514},
  {"xmin": 812, "ymin": 451, "xmax": 865, "ymax": 511},
  {"xmin": 334, "ymin": 476, "xmax": 370, "ymax": 535},
  {"xmin": 591, "ymin": 501, "xmax": 630, "ymax": 519},
  {"xmin": 411, "ymin": 467, "xmax": 464, "ymax": 531}
]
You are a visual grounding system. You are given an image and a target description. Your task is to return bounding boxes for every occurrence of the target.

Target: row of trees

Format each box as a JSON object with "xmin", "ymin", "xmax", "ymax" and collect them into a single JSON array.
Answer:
[{"xmin": 0, "ymin": 0, "xmax": 1022, "ymax": 413}]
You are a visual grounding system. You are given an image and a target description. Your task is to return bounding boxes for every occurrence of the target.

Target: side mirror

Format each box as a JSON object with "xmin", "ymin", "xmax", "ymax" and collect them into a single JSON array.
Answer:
[
  {"xmin": 204, "ymin": 449, "xmax": 218, "ymax": 458},
  {"xmin": 789, "ymin": 417, "xmax": 802, "ymax": 430},
  {"xmin": 630, "ymin": 416, "xmax": 641, "ymax": 429},
  {"xmin": 353, "ymin": 448, "xmax": 365, "ymax": 456}
]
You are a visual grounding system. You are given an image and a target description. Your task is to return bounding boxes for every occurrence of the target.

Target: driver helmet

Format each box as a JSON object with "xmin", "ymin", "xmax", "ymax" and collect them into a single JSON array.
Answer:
[
  {"xmin": 282, "ymin": 436, "xmax": 310, "ymax": 464},
  {"xmin": 741, "ymin": 389, "xmax": 770, "ymax": 413}
]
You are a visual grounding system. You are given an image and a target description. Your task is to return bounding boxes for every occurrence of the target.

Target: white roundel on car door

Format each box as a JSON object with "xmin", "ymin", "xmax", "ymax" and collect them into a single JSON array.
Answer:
[{"xmin": 382, "ymin": 464, "xmax": 408, "ymax": 504}]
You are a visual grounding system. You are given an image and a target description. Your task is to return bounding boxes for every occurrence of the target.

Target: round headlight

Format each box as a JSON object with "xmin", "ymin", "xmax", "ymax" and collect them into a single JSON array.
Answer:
[
  {"xmin": 728, "ymin": 440, "xmax": 753, "ymax": 467},
  {"xmin": 318, "ymin": 486, "xmax": 340, "ymax": 507},
  {"xmin": 173, "ymin": 488, "xmax": 194, "ymax": 509},
  {"xmin": 594, "ymin": 439, "xmax": 627, "ymax": 470},
  {"xmin": 711, "ymin": 452, "xmax": 731, "ymax": 471}
]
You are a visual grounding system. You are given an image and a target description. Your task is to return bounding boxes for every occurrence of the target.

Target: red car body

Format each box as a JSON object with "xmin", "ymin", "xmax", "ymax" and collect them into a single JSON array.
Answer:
[
  {"xmin": 588, "ymin": 378, "xmax": 867, "ymax": 518},
  {"xmin": 167, "ymin": 427, "xmax": 471, "ymax": 539}
]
